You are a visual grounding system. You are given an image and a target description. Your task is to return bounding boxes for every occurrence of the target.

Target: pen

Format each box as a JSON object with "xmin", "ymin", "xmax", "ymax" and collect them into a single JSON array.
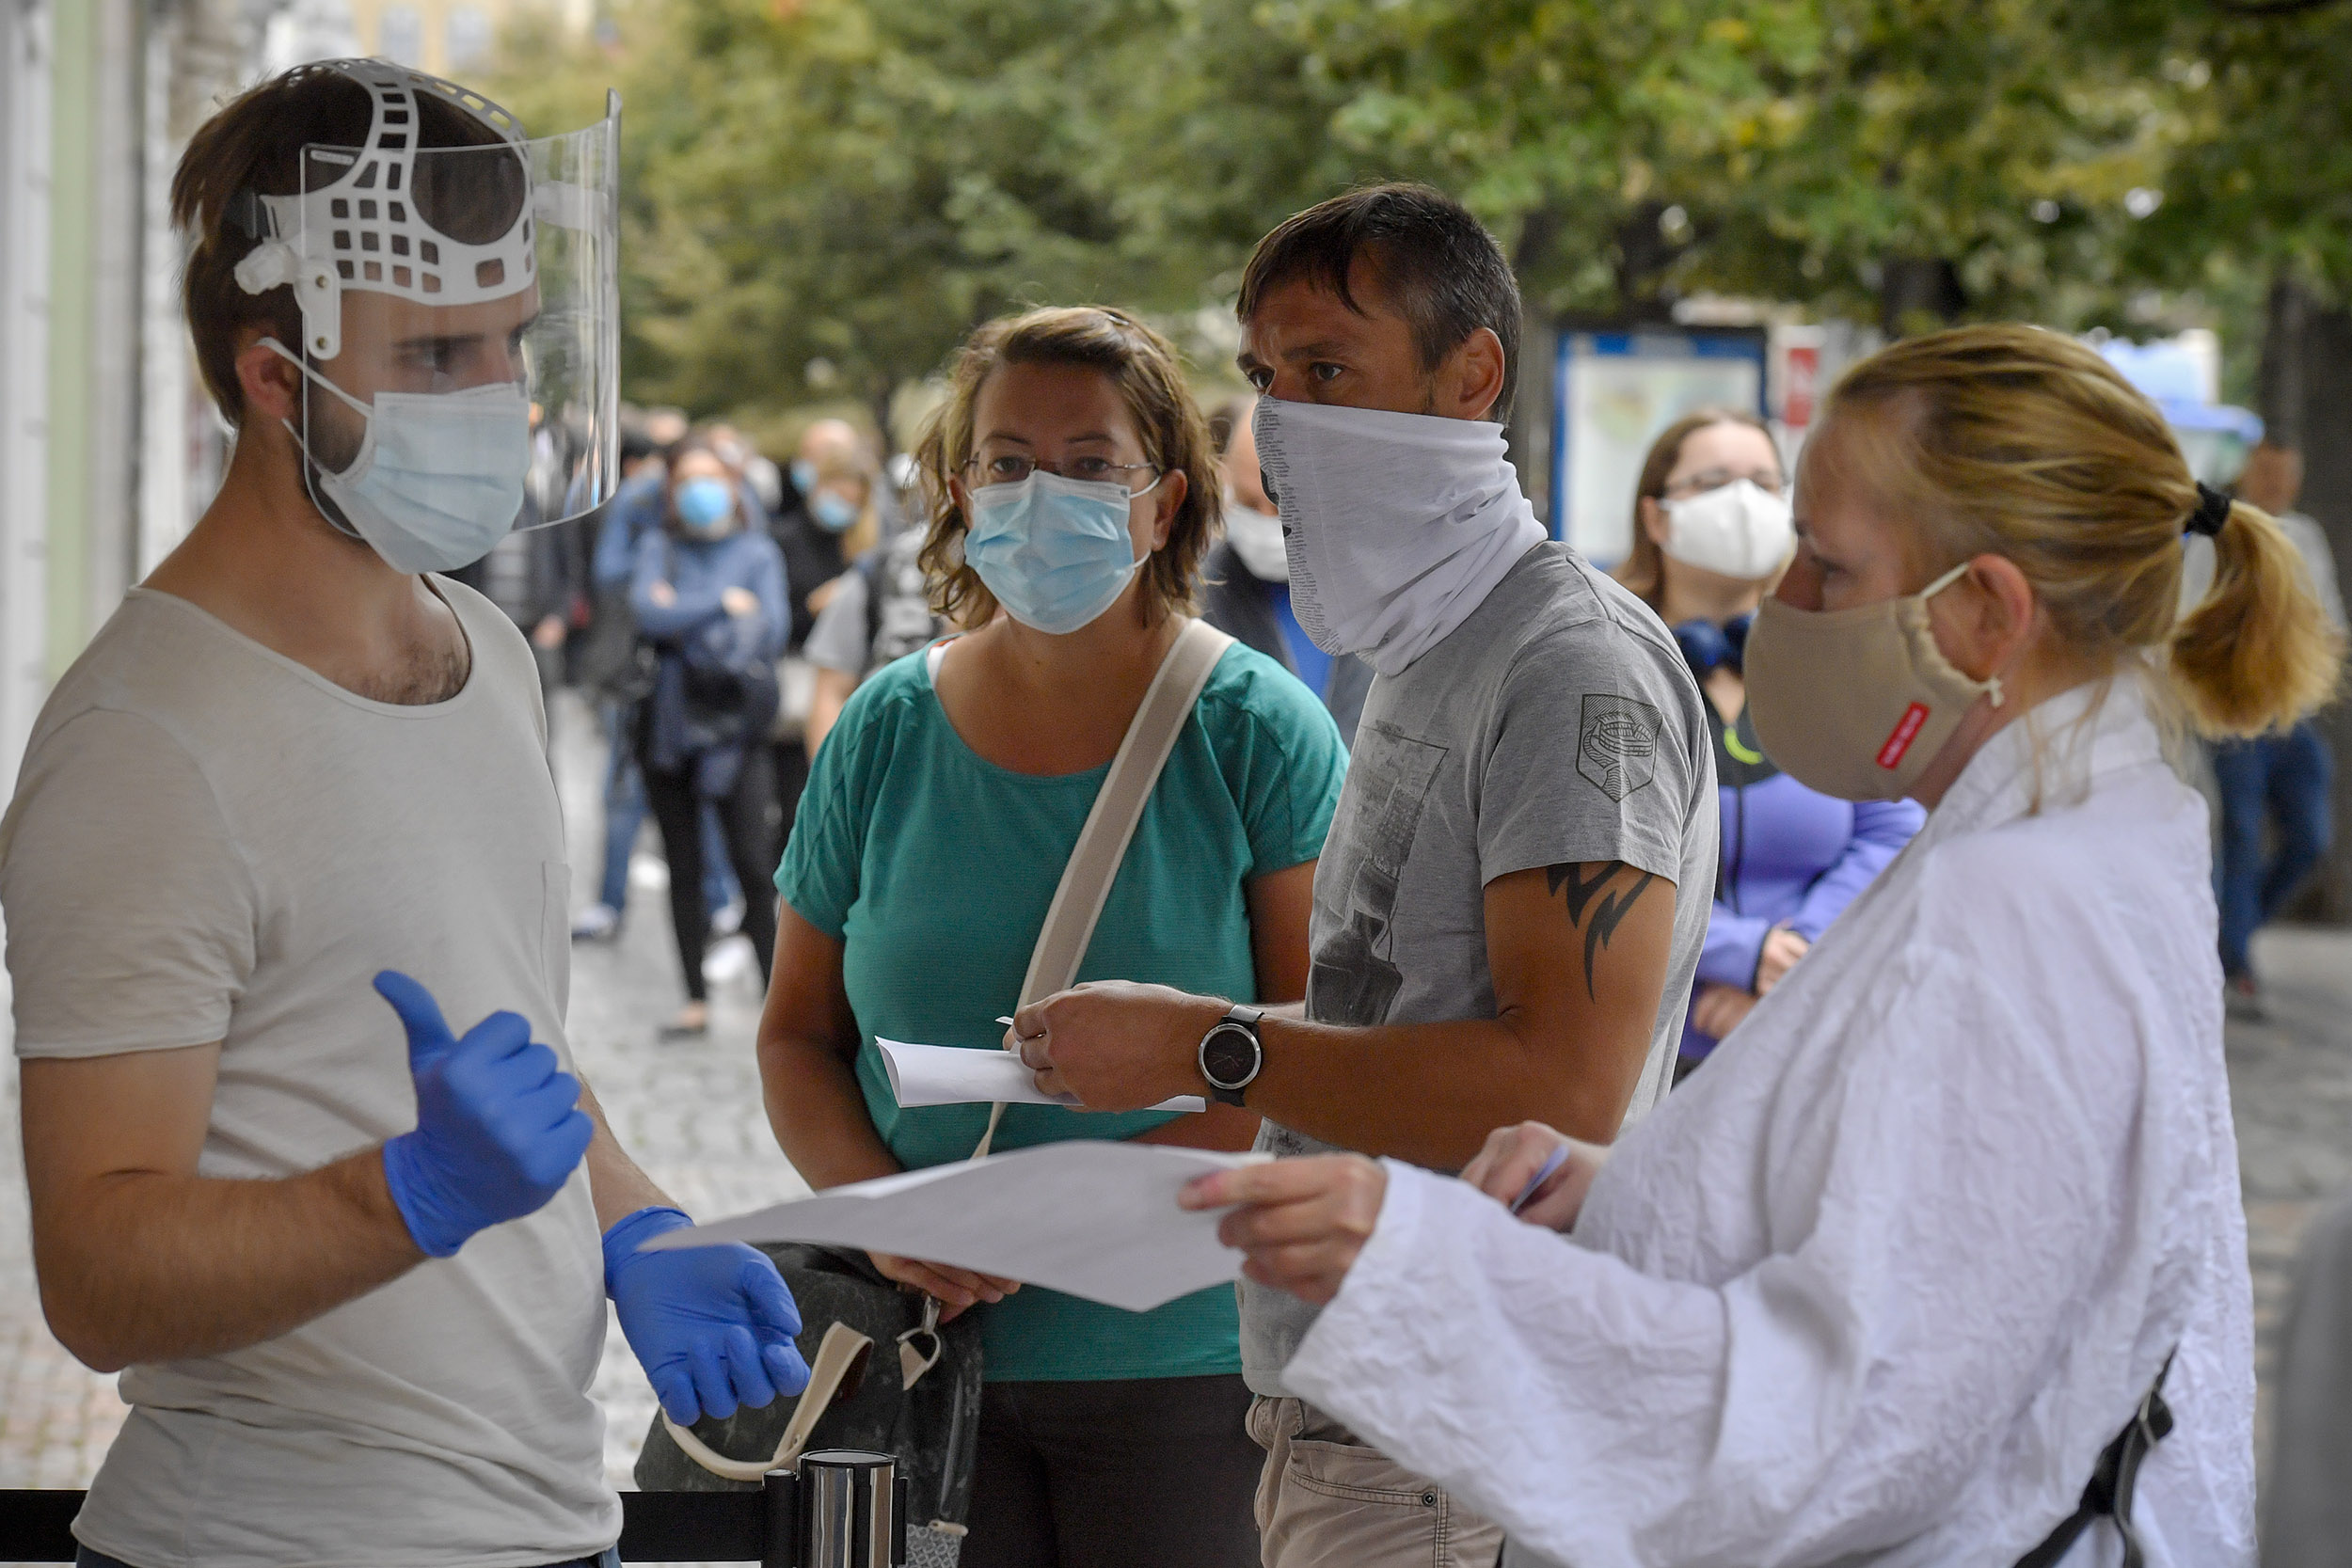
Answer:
[{"xmin": 1510, "ymin": 1145, "xmax": 1572, "ymax": 1215}]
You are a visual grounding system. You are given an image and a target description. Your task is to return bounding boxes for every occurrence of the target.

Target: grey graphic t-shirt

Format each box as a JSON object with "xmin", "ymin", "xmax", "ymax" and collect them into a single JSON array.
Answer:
[{"xmin": 1242, "ymin": 541, "xmax": 1718, "ymax": 1395}]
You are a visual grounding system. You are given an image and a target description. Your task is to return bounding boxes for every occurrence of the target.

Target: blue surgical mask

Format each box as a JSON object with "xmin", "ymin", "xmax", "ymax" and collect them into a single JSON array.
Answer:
[
  {"xmin": 264, "ymin": 338, "xmax": 531, "ymax": 574},
  {"xmin": 675, "ymin": 476, "xmax": 737, "ymax": 535},
  {"xmin": 964, "ymin": 469, "xmax": 1152, "ymax": 634},
  {"xmin": 810, "ymin": 489, "xmax": 859, "ymax": 533},
  {"xmin": 791, "ymin": 458, "xmax": 819, "ymax": 497}
]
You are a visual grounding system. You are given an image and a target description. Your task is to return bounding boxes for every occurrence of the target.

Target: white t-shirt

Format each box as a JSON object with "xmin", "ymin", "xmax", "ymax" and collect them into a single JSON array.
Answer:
[{"xmin": 0, "ymin": 584, "xmax": 613, "ymax": 1568}]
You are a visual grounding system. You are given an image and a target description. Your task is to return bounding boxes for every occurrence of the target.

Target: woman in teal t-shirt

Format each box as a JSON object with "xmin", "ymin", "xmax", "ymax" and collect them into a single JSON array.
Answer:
[{"xmin": 760, "ymin": 307, "xmax": 1346, "ymax": 1568}]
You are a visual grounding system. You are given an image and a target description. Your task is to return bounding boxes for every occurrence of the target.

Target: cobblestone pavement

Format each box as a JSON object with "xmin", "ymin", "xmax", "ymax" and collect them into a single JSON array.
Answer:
[
  {"xmin": 2220, "ymin": 924, "xmax": 2352, "ymax": 1482},
  {"xmin": 0, "ymin": 691, "xmax": 2343, "ymax": 1527}
]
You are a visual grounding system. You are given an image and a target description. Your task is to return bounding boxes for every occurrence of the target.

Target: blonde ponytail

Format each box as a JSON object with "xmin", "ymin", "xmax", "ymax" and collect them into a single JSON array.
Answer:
[
  {"xmin": 1818, "ymin": 324, "xmax": 2345, "ymax": 740},
  {"xmin": 2170, "ymin": 499, "xmax": 2344, "ymax": 736}
]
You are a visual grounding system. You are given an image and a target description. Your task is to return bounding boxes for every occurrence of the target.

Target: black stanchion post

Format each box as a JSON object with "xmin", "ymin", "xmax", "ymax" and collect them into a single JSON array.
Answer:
[{"xmin": 761, "ymin": 1467, "xmax": 801, "ymax": 1568}]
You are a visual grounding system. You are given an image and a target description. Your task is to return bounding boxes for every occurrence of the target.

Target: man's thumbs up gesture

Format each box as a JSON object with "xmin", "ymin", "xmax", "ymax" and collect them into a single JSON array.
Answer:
[{"xmin": 375, "ymin": 970, "xmax": 594, "ymax": 1258}]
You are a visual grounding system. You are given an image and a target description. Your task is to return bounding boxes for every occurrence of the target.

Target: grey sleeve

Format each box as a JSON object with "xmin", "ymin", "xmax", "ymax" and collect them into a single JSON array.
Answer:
[
  {"xmin": 803, "ymin": 570, "xmax": 873, "ymax": 674},
  {"xmin": 1475, "ymin": 620, "xmax": 1707, "ymax": 887},
  {"xmin": 1, "ymin": 709, "xmax": 259, "ymax": 1056}
]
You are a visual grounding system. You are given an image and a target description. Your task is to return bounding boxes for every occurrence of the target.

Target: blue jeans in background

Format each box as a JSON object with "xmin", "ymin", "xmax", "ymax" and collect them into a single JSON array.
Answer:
[
  {"xmin": 2213, "ymin": 721, "xmax": 2334, "ymax": 976},
  {"xmin": 597, "ymin": 702, "xmax": 739, "ymax": 920}
]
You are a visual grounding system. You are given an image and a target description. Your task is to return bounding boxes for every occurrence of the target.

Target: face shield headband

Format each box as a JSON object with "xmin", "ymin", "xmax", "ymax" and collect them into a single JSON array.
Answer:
[{"xmin": 230, "ymin": 58, "xmax": 621, "ymax": 555}]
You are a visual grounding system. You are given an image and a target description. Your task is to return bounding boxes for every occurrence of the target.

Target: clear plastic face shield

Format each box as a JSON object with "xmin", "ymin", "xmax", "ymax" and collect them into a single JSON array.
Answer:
[{"xmin": 232, "ymin": 60, "xmax": 619, "ymax": 574}]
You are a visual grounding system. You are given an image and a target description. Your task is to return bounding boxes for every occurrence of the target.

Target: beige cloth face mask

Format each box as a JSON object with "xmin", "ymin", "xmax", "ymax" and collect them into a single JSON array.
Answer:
[{"xmin": 1743, "ymin": 561, "xmax": 2004, "ymax": 801}]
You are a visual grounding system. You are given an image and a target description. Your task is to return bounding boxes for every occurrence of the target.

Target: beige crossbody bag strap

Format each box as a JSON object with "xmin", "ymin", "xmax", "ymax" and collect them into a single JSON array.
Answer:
[
  {"xmin": 663, "ymin": 622, "xmax": 1232, "ymax": 1484},
  {"xmin": 972, "ymin": 618, "xmax": 1233, "ymax": 1159}
]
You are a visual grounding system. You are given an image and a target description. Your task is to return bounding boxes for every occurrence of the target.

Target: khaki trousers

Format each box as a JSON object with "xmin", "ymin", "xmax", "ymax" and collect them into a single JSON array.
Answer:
[{"xmin": 1247, "ymin": 1395, "xmax": 1503, "ymax": 1568}]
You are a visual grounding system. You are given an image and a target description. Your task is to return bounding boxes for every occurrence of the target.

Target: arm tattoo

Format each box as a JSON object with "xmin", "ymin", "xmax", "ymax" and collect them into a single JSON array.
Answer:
[{"xmin": 1546, "ymin": 863, "xmax": 1658, "ymax": 1001}]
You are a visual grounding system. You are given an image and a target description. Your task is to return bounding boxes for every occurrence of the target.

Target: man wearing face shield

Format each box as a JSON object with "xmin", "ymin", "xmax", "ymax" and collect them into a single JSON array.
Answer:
[{"xmin": 0, "ymin": 62, "xmax": 807, "ymax": 1568}]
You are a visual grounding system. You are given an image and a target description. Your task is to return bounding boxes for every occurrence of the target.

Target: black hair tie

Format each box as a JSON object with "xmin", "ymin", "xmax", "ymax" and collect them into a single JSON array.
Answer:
[{"xmin": 2186, "ymin": 482, "xmax": 2233, "ymax": 538}]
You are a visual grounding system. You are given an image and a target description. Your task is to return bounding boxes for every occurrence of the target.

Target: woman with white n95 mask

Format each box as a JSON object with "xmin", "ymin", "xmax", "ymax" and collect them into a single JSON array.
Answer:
[
  {"xmin": 1188, "ymin": 324, "xmax": 2347, "ymax": 1568},
  {"xmin": 757, "ymin": 307, "xmax": 1348, "ymax": 1567},
  {"xmin": 1615, "ymin": 411, "xmax": 1923, "ymax": 1073}
]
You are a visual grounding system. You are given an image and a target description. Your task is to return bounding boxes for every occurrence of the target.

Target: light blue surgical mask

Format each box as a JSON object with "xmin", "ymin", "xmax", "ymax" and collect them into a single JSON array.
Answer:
[
  {"xmin": 810, "ymin": 489, "xmax": 859, "ymax": 533},
  {"xmin": 264, "ymin": 338, "xmax": 531, "ymax": 575},
  {"xmin": 965, "ymin": 469, "xmax": 1153, "ymax": 634},
  {"xmin": 791, "ymin": 458, "xmax": 820, "ymax": 497},
  {"xmin": 676, "ymin": 476, "xmax": 737, "ymax": 535}
]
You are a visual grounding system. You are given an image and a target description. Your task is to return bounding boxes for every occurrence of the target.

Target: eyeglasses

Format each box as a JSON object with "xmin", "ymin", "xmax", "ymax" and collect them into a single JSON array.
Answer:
[
  {"xmin": 1662, "ymin": 467, "xmax": 1784, "ymax": 501},
  {"xmin": 965, "ymin": 453, "xmax": 1162, "ymax": 492}
]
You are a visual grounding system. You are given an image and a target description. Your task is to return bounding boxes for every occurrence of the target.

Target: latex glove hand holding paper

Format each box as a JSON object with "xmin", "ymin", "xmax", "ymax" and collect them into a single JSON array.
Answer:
[
  {"xmin": 644, "ymin": 1143, "xmax": 1264, "ymax": 1312},
  {"xmin": 604, "ymin": 1205, "xmax": 811, "ymax": 1426},
  {"xmin": 879, "ymin": 1037, "xmax": 1205, "ymax": 1114}
]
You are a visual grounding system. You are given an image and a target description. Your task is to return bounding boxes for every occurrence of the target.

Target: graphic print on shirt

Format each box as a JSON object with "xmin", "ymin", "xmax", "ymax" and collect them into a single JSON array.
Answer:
[
  {"xmin": 1578, "ymin": 693, "xmax": 1664, "ymax": 800},
  {"xmin": 1307, "ymin": 723, "xmax": 1447, "ymax": 1026},
  {"xmin": 870, "ymin": 531, "xmax": 944, "ymax": 667}
]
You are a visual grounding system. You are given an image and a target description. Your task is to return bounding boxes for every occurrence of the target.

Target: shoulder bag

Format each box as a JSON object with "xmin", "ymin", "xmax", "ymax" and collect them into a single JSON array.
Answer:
[{"xmin": 633, "ymin": 619, "xmax": 1233, "ymax": 1568}]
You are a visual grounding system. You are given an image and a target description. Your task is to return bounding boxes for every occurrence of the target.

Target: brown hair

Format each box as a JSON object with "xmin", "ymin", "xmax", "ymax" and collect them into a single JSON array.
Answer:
[
  {"xmin": 1816, "ymin": 324, "xmax": 2342, "ymax": 737},
  {"xmin": 1613, "ymin": 407, "xmax": 1779, "ymax": 610},
  {"xmin": 914, "ymin": 307, "xmax": 1218, "ymax": 629},
  {"xmin": 1237, "ymin": 182, "xmax": 1522, "ymax": 421},
  {"xmin": 168, "ymin": 63, "xmax": 517, "ymax": 425},
  {"xmin": 660, "ymin": 433, "xmax": 738, "ymax": 537}
]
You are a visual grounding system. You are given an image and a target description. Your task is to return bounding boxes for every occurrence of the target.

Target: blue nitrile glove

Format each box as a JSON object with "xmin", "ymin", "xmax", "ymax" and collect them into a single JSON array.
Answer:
[
  {"xmin": 605, "ymin": 1205, "xmax": 812, "ymax": 1425},
  {"xmin": 374, "ymin": 970, "xmax": 595, "ymax": 1258}
]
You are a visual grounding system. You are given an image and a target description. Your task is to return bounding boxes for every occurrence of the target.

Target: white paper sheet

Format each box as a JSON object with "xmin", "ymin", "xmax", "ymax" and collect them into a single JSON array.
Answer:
[
  {"xmin": 641, "ymin": 1142, "xmax": 1266, "ymax": 1312},
  {"xmin": 877, "ymin": 1037, "xmax": 1205, "ymax": 1114}
]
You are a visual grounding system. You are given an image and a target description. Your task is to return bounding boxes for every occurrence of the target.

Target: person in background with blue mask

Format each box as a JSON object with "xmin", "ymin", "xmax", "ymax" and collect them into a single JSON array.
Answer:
[
  {"xmin": 758, "ymin": 306, "xmax": 1349, "ymax": 1568},
  {"xmin": 1614, "ymin": 410, "xmax": 1923, "ymax": 1071},
  {"xmin": 776, "ymin": 419, "xmax": 879, "ymax": 632},
  {"xmin": 634, "ymin": 436, "xmax": 791, "ymax": 1040},
  {"xmin": 575, "ymin": 417, "xmax": 751, "ymax": 947},
  {"xmin": 0, "ymin": 62, "xmax": 805, "ymax": 1568},
  {"xmin": 766, "ymin": 420, "xmax": 882, "ymax": 843}
]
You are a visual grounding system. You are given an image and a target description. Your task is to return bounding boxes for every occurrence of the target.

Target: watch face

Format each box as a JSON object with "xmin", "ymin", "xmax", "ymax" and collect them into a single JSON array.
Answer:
[{"xmin": 1200, "ymin": 1022, "xmax": 1260, "ymax": 1089}]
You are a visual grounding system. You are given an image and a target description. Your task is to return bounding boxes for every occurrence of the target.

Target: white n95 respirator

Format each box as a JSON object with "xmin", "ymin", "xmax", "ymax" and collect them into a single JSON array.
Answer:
[
  {"xmin": 230, "ymin": 58, "xmax": 621, "ymax": 574},
  {"xmin": 1658, "ymin": 478, "xmax": 1796, "ymax": 582}
]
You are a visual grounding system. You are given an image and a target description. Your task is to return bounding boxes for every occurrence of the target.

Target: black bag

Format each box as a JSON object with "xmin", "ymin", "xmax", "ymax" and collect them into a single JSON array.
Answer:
[
  {"xmin": 2011, "ymin": 1353, "xmax": 2175, "ymax": 1568},
  {"xmin": 679, "ymin": 638, "xmax": 780, "ymax": 746},
  {"xmin": 635, "ymin": 1244, "xmax": 983, "ymax": 1565}
]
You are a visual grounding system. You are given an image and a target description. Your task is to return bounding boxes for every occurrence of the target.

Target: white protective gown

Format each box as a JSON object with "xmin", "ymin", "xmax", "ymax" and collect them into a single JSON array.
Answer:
[{"xmin": 1283, "ymin": 679, "xmax": 2256, "ymax": 1568}]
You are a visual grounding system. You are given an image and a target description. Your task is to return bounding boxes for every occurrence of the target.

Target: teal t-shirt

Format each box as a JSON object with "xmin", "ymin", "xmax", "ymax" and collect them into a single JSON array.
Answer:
[{"xmin": 778, "ymin": 638, "xmax": 1348, "ymax": 1382}]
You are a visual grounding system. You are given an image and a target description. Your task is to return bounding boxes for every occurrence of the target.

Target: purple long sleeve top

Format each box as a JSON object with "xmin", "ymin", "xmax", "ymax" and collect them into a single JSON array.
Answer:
[{"xmin": 1683, "ymin": 714, "xmax": 1925, "ymax": 1060}]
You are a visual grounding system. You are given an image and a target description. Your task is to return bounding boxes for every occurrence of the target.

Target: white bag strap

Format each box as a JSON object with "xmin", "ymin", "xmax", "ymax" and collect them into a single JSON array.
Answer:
[
  {"xmin": 663, "ymin": 1319, "xmax": 875, "ymax": 1481},
  {"xmin": 973, "ymin": 618, "xmax": 1232, "ymax": 1158}
]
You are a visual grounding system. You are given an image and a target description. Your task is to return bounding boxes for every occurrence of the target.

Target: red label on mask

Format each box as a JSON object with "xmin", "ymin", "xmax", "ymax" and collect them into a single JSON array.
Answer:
[{"xmin": 1877, "ymin": 703, "xmax": 1931, "ymax": 769}]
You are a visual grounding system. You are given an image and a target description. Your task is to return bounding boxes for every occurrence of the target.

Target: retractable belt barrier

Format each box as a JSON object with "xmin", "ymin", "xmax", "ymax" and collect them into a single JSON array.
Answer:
[{"xmin": 0, "ymin": 1449, "xmax": 909, "ymax": 1568}]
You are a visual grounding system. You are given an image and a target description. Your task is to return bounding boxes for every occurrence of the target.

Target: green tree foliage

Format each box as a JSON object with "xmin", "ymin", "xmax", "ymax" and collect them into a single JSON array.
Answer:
[
  {"xmin": 492, "ymin": 0, "xmax": 1383, "ymax": 424},
  {"xmin": 2118, "ymin": 2, "xmax": 2352, "ymax": 298},
  {"xmin": 489, "ymin": 0, "xmax": 2352, "ymax": 419},
  {"xmin": 1263, "ymin": 0, "xmax": 2200, "ymax": 331}
]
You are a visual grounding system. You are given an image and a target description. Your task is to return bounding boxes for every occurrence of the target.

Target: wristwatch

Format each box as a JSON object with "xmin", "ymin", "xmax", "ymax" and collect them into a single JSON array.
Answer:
[{"xmin": 1197, "ymin": 1005, "xmax": 1265, "ymax": 1107}]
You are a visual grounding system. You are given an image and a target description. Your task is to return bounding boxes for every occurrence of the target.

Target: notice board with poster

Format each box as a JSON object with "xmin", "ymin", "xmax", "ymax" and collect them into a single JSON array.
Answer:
[{"xmin": 1549, "ymin": 327, "xmax": 1769, "ymax": 566}]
